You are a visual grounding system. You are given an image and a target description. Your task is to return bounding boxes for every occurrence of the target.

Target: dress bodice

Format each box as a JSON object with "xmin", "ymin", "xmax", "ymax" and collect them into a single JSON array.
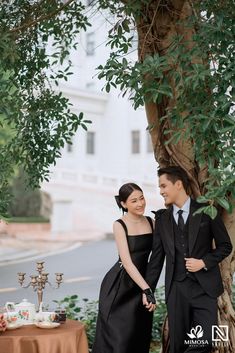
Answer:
[{"xmin": 120, "ymin": 233, "xmax": 153, "ymax": 271}]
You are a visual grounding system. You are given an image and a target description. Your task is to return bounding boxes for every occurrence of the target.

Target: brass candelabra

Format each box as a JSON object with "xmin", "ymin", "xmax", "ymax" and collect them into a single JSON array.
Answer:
[{"xmin": 17, "ymin": 261, "xmax": 63, "ymax": 307}]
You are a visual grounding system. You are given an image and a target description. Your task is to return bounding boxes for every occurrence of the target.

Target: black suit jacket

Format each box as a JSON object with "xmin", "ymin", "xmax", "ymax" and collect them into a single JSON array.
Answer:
[{"xmin": 145, "ymin": 199, "xmax": 232, "ymax": 300}]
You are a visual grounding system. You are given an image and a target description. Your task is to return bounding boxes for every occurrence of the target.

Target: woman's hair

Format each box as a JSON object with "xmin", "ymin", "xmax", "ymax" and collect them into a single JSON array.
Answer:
[{"xmin": 115, "ymin": 183, "xmax": 143, "ymax": 213}]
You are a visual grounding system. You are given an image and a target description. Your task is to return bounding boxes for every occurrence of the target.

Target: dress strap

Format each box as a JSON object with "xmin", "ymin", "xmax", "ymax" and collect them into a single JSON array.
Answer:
[
  {"xmin": 116, "ymin": 217, "xmax": 153, "ymax": 234},
  {"xmin": 115, "ymin": 219, "xmax": 128, "ymax": 237},
  {"xmin": 146, "ymin": 216, "xmax": 154, "ymax": 232}
]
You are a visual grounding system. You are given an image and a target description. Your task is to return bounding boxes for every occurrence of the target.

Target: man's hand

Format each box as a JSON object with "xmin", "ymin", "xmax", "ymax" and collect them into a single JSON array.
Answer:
[
  {"xmin": 142, "ymin": 293, "xmax": 156, "ymax": 312},
  {"xmin": 185, "ymin": 258, "xmax": 205, "ymax": 272}
]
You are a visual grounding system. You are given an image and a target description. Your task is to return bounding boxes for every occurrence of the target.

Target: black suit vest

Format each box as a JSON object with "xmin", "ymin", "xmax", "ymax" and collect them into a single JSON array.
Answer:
[{"xmin": 173, "ymin": 216, "xmax": 195, "ymax": 281}]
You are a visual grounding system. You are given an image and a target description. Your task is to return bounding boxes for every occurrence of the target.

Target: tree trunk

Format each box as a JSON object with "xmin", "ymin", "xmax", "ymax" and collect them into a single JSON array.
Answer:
[{"xmin": 135, "ymin": 1, "xmax": 235, "ymax": 352}]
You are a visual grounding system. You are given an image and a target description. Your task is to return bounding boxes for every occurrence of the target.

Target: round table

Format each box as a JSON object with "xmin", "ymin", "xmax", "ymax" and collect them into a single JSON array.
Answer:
[{"xmin": 0, "ymin": 320, "xmax": 89, "ymax": 353}]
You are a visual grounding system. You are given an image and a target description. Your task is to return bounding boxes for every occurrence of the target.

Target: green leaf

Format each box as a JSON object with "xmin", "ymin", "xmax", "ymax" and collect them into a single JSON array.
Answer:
[
  {"xmin": 193, "ymin": 206, "xmax": 207, "ymax": 216},
  {"xmin": 204, "ymin": 206, "xmax": 218, "ymax": 219},
  {"xmin": 196, "ymin": 196, "xmax": 209, "ymax": 204},
  {"xmin": 216, "ymin": 197, "xmax": 230, "ymax": 211},
  {"xmin": 122, "ymin": 19, "xmax": 130, "ymax": 33},
  {"xmin": 106, "ymin": 83, "xmax": 111, "ymax": 92},
  {"xmin": 117, "ymin": 25, "xmax": 122, "ymax": 37},
  {"xmin": 193, "ymin": 205, "xmax": 217, "ymax": 219},
  {"xmin": 70, "ymin": 294, "xmax": 78, "ymax": 299}
]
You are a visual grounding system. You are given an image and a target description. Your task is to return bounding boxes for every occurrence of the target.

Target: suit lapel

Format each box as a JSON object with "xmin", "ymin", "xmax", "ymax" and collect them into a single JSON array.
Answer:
[
  {"xmin": 188, "ymin": 199, "xmax": 203, "ymax": 255},
  {"xmin": 162, "ymin": 206, "xmax": 175, "ymax": 258}
]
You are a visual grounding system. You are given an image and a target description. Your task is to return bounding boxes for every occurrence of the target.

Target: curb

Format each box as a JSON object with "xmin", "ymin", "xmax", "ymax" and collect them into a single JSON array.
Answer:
[
  {"xmin": 0, "ymin": 241, "xmax": 82, "ymax": 267},
  {"xmin": 0, "ymin": 232, "xmax": 107, "ymax": 266}
]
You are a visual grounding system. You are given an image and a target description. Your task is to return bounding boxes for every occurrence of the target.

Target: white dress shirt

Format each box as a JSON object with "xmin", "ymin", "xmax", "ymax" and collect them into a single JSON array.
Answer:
[{"xmin": 173, "ymin": 197, "xmax": 191, "ymax": 224}]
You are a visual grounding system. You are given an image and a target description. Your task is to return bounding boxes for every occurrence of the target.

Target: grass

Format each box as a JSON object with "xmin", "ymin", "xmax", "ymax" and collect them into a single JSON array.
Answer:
[{"xmin": 7, "ymin": 216, "xmax": 50, "ymax": 223}]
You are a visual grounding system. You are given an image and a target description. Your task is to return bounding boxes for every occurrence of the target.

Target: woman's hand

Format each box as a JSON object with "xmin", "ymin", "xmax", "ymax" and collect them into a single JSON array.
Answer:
[{"xmin": 142, "ymin": 292, "xmax": 157, "ymax": 312}]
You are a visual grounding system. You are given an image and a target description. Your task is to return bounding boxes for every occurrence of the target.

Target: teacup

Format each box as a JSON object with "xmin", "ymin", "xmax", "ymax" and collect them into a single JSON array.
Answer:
[
  {"xmin": 41, "ymin": 312, "xmax": 59, "ymax": 323},
  {"xmin": 55, "ymin": 309, "xmax": 66, "ymax": 323}
]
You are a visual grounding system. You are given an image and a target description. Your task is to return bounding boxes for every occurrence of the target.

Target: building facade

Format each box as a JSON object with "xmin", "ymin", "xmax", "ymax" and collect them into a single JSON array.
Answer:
[{"xmin": 42, "ymin": 2, "xmax": 163, "ymax": 236}]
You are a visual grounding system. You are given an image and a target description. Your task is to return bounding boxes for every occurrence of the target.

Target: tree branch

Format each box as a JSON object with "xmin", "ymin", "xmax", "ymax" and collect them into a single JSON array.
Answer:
[
  {"xmin": 139, "ymin": 2, "xmax": 160, "ymax": 61},
  {"xmin": 10, "ymin": 0, "xmax": 75, "ymax": 34}
]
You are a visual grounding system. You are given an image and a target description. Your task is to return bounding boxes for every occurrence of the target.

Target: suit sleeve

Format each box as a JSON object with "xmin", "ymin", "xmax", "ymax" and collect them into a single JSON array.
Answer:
[
  {"xmin": 202, "ymin": 213, "xmax": 232, "ymax": 270},
  {"xmin": 145, "ymin": 214, "xmax": 165, "ymax": 291}
]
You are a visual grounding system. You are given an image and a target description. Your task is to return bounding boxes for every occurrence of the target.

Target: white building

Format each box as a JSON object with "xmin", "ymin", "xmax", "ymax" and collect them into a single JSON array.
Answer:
[{"xmin": 42, "ymin": 2, "xmax": 164, "ymax": 237}]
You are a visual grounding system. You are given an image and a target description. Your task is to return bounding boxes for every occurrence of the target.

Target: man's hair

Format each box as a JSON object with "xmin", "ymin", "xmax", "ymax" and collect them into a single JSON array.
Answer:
[{"xmin": 158, "ymin": 166, "xmax": 190, "ymax": 193}]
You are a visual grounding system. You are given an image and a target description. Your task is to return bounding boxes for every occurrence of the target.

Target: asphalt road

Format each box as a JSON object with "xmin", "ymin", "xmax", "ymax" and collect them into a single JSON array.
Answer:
[{"xmin": 0, "ymin": 238, "xmax": 165, "ymax": 310}]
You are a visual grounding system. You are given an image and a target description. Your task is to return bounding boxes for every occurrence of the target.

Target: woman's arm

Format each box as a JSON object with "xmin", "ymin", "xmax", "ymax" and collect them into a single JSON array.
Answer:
[{"xmin": 113, "ymin": 221, "xmax": 151, "ymax": 291}]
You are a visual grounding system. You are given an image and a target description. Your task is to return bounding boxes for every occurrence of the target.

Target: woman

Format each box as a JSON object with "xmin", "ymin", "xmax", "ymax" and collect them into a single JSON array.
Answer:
[{"xmin": 92, "ymin": 183, "xmax": 156, "ymax": 353}]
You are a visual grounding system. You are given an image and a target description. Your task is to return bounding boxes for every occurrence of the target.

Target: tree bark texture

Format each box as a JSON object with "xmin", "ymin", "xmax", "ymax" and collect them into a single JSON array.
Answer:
[{"xmin": 134, "ymin": 1, "xmax": 235, "ymax": 352}]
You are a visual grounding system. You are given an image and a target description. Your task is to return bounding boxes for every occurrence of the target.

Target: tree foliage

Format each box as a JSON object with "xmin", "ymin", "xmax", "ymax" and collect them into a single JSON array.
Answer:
[
  {"xmin": 1, "ymin": 1, "xmax": 233, "ymax": 220},
  {"xmin": 97, "ymin": 0, "xmax": 235, "ymax": 218},
  {"xmin": 0, "ymin": 0, "xmax": 234, "ymax": 351},
  {"xmin": 0, "ymin": 0, "xmax": 91, "ymax": 217}
]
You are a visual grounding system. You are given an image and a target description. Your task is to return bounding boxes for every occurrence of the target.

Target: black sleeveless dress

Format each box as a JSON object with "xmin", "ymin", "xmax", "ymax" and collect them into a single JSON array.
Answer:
[{"xmin": 92, "ymin": 217, "xmax": 153, "ymax": 353}]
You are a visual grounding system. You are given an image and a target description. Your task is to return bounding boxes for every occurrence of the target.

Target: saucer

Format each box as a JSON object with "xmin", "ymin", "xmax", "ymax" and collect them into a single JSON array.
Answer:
[
  {"xmin": 35, "ymin": 322, "xmax": 60, "ymax": 329},
  {"xmin": 7, "ymin": 322, "xmax": 23, "ymax": 330}
]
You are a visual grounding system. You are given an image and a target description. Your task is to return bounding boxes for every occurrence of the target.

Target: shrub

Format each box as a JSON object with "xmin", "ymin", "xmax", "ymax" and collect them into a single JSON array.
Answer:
[
  {"xmin": 54, "ymin": 285, "xmax": 235, "ymax": 353},
  {"xmin": 150, "ymin": 286, "xmax": 167, "ymax": 353},
  {"xmin": 53, "ymin": 295, "xmax": 98, "ymax": 352},
  {"xmin": 8, "ymin": 168, "xmax": 52, "ymax": 218},
  {"xmin": 54, "ymin": 287, "xmax": 167, "ymax": 352}
]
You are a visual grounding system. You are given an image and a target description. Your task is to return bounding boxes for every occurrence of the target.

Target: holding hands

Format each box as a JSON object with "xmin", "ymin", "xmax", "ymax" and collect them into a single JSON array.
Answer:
[
  {"xmin": 142, "ymin": 257, "xmax": 207, "ymax": 312},
  {"xmin": 142, "ymin": 288, "xmax": 156, "ymax": 312}
]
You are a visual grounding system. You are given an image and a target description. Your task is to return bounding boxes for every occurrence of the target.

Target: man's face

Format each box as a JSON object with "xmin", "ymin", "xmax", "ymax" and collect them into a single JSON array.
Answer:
[{"xmin": 159, "ymin": 174, "xmax": 181, "ymax": 206}]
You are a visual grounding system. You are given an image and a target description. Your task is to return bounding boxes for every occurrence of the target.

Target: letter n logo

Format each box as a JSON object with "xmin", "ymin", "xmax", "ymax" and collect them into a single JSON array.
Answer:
[{"xmin": 212, "ymin": 325, "xmax": 229, "ymax": 342}]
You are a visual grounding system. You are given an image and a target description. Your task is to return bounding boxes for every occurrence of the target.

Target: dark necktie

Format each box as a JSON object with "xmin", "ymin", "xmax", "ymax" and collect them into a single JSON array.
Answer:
[{"xmin": 177, "ymin": 209, "xmax": 185, "ymax": 231}]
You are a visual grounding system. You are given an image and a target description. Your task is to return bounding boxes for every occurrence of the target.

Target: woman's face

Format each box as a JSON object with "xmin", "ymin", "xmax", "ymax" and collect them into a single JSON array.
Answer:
[{"xmin": 122, "ymin": 189, "xmax": 146, "ymax": 215}]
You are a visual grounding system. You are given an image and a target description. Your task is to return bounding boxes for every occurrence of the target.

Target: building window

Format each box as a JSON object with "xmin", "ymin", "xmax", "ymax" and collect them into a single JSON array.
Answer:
[
  {"xmin": 146, "ymin": 131, "xmax": 153, "ymax": 153},
  {"xmin": 67, "ymin": 142, "xmax": 73, "ymax": 153},
  {"xmin": 86, "ymin": 82, "xmax": 95, "ymax": 90},
  {"xmin": 86, "ymin": 32, "xmax": 95, "ymax": 56},
  {"xmin": 131, "ymin": 130, "xmax": 140, "ymax": 154},
  {"xmin": 86, "ymin": 132, "xmax": 95, "ymax": 154}
]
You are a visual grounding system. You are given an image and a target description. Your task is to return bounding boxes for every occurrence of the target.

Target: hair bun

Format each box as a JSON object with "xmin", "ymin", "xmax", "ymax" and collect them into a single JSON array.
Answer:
[
  {"xmin": 114, "ymin": 195, "xmax": 122, "ymax": 209},
  {"xmin": 114, "ymin": 195, "xmax": 127, "ymax": 213}
]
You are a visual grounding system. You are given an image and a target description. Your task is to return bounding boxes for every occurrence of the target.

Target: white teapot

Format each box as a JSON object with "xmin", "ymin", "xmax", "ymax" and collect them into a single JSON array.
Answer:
[{"xmin": 5, "ymin": 299, "xmax": 36, "ymax": 324}]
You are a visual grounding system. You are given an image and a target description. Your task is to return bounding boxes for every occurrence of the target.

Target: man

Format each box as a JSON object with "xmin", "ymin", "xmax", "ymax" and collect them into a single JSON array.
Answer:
[{"xmin": 144, "ymin": 166, "xmax": 232, "ymax": 353}]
